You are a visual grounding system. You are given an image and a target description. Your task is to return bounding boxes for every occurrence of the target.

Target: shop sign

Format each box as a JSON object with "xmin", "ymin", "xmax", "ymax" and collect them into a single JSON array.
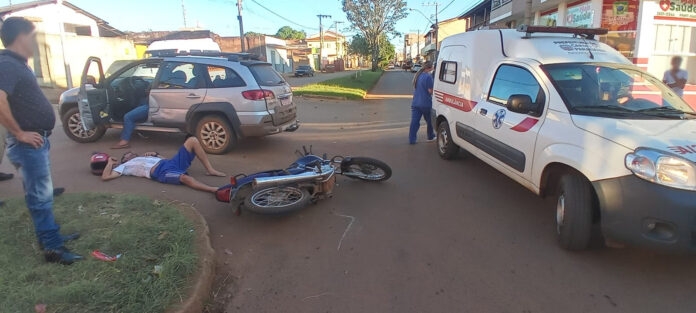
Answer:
[
  {"xmin": 601, "ymin": 0, "xmax": 639, "ymax": 31},
  {"xmin": 656, "ymin": 0, "xmax": 696, "ymax": 21},
  {"xmin": 566, "ymin": 2, "xmax": 595, "ymax": 27},
  {"xmin": 540, "ymin": 11, "xmax": 559, "ymax": 26}
]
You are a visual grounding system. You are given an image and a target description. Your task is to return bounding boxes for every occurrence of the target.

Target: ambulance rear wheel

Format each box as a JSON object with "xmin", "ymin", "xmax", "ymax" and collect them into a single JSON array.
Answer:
[
  {"xmin": 556, "ymin": 174, "xmax": 594, "ymax": 250},
  {"xmin": 437, "ymin": 122, "xmax": 459, "ymax": 160}
]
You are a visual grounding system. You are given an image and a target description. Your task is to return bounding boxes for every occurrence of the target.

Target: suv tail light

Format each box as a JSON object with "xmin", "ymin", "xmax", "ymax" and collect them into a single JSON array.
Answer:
[{"xmin": 242, "ymin": 90, "xmax": 275, "ymax": 101}]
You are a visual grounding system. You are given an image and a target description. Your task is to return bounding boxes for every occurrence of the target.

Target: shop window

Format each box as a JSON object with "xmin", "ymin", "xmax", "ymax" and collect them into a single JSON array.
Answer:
[{"xmin": 600, "ymin": 32, "xmax": 636, "ymax": 58}]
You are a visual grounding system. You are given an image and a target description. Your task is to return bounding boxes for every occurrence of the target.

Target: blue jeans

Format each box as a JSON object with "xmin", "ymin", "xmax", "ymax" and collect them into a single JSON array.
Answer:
[
  {"xmin": 121, "ymin": 104, "xmax": 148, "ymax": 141},
  {"xmin": 409, "ymin": 106, "xmax": 435, "ymax": 144},
  {"xmin": 6, "ymin": 136, "xmax": 63, "ymax": 250}
]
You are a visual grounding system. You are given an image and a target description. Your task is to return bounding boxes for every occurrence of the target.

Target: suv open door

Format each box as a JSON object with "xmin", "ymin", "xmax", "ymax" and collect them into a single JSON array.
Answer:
[{"xmin": 77, "ymin": 57, "xmax": 108, "ymax": 130}]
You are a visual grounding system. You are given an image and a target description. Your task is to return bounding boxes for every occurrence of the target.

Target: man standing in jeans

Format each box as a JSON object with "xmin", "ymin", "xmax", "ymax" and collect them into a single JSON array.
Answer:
[{"xmin": 0, "ymin": 17, "xmax": 82, "ymax": 264}]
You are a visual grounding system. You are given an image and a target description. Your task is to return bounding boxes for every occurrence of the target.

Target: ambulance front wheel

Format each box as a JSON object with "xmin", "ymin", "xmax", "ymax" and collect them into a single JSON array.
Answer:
[
  {"xmin": 437, "ymin": 122, "xmax": 459, "ymax": 160},
  {"xmin": 556, "ymin": 174, "xmax": 594, "ymax": 250}
]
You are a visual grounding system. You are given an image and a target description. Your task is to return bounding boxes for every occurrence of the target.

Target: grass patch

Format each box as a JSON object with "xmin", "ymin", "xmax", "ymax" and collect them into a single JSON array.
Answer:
[
  {"xmin": 0, "ymin": 193, "xmax": 197, "ymax": 313},
  {"xmin": 294, "ymin": 70, "xmax": 384, "ymax": 99}
]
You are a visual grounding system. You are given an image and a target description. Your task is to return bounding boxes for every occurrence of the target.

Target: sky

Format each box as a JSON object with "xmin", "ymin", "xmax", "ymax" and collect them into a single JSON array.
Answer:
[{"xmin": 2, "ymin": 0, "xmax": 483, "ymax": 46}]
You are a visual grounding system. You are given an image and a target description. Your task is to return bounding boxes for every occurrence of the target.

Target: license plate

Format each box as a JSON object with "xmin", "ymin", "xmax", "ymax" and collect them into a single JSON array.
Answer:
[{"xmin": 280, "ymin": 97, "xmax": 292, "ymax": 106}]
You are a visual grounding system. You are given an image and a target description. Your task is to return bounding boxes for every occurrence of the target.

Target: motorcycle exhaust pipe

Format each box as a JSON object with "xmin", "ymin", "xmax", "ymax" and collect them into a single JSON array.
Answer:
[{"xmin": 253, "ymin": 171, "xmax": 330, "ymax": 189}]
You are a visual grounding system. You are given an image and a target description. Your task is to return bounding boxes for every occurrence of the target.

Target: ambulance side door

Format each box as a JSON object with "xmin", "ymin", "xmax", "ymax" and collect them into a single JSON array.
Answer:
[{"xmin": 472, "ymin": 62, "xmax": 547, "ymax": 181}]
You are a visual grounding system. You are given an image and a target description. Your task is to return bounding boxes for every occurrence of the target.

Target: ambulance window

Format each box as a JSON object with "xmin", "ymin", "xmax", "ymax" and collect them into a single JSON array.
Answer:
[
  {"xmin": 439, "ymin": 61, "xmax": 457, "ymax": 84},
  {"xmin": 489, "ymin": 65, "xmax": 545, "ymax": 108}
]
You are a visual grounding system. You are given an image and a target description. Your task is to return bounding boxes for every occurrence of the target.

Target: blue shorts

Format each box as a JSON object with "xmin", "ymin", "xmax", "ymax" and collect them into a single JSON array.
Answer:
[{"xmin": 151, "ymin": 147, "xmax": 196, "ymax": 185}]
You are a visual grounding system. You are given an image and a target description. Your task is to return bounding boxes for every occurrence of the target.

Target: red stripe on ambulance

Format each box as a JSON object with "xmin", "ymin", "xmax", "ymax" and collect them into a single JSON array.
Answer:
[
  {"xmin": 510, "ymin": 117, "xmax": 539, "ymax": 132},
  {"xmin": 434, "ymin": 90, "xmax": 478, "ymax": 112}
]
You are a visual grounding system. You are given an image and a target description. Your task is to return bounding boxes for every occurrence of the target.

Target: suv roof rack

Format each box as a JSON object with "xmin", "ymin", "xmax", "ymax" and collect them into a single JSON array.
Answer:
[
  {"xmin": 147, "ymin": 49, "xmax": 261, "ymax": 61},
  {"xmin": 516, "ymin": 25, "xmax": 608, "ymax": 40}
]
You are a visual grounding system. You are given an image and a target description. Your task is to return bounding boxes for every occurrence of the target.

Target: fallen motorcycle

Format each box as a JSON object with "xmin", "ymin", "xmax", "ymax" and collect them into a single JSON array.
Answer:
[{"xmin": 216, "ymin": 146, "xmax": 392, "ymax": 215}]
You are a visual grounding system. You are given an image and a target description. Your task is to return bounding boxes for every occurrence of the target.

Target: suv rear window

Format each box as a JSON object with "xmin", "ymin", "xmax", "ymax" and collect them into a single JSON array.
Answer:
[{"xmin": 248, "ymin": 64, "xmax": 284, "ymax": 86}]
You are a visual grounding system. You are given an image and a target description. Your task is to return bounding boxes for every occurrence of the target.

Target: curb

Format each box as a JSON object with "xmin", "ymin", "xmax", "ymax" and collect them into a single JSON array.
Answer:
[
  {"xmin": 297, "ymin": 94, "xmax": 348, "ymax": 100},
  {"xmin": 167, "ymin": 204, "xmax": 216, "ymax": 313}
]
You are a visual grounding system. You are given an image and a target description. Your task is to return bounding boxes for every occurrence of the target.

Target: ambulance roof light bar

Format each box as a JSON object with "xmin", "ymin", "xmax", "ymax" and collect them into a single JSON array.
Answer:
[{"xmin": 516, "ymin": 25, "xmax": 608, "ymax": 40}]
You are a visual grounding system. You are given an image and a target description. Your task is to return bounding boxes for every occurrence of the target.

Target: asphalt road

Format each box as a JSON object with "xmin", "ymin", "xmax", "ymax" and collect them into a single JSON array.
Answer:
[{"xmin": 2, "ymin": 71, "xmax": 696, "ymax": 312}]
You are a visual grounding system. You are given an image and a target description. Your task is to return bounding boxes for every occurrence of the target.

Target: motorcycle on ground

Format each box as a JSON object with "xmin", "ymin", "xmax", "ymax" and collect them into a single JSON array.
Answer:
[{"xmin": 215, "ymin": 146, "xmax": 392, "ymax": 215}]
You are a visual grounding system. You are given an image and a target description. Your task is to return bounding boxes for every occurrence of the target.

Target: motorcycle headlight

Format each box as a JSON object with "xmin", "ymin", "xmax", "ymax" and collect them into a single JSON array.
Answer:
[{"xmin": 625, "ymin": 149, "xmax": 696, "ymax": 191}]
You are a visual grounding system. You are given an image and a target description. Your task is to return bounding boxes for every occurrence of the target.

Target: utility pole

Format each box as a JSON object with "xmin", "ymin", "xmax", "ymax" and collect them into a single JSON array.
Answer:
[
  {"xmin": 181, "ymin": 0, "xmax": 187, "ymax": 28},
  {"xmin": 237, "ymin": 0, "xmax": 246, "ymax": 52},
  {"xmin": 423, "ymin": 2, "xmax": 439, "ymax": 60},
  {"xmin": 333, "ymin": 21, "xmax": 344, "ymax": 59},
  {"xmin": 317, "ymin": 14, "xmax": 331, "ymax": 71}
]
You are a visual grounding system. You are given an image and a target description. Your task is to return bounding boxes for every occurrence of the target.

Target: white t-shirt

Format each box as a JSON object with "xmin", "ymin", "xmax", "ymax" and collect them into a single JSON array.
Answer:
[
  {"xmin": 113, "ymin": 156, "xmax": 162, "ymax": 178},
  {"xmin": 663, "ymin": 69, "xmax": 688, "ymax": 97}
]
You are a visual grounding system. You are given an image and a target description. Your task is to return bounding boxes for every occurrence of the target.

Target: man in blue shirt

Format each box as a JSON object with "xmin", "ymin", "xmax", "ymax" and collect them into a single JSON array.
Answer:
[
  {"xmin": 0, "ymin": 17, "xmax": 82, "ymax": 264},
  {"xmin": 409, "ymin": 61, "xmax": 435, "ymax": 144}
]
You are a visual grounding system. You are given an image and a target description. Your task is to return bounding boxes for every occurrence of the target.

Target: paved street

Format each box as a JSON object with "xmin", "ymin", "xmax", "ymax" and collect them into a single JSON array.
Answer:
[{"xmin": 2, "ymin": 71, "xmax": 696, "ymax": 312}]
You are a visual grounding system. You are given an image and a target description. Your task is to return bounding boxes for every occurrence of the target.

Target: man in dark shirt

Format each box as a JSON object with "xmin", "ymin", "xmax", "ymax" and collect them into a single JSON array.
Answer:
[{"xmin": 0, "ymin": 17, "xmax": 82, "ymax": 264}]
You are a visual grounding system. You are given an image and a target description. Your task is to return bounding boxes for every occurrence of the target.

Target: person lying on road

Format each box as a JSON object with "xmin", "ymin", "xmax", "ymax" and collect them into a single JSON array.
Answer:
[{"xmin": 101, "ymin": 137, "xmax": 226, "ymax": 193}]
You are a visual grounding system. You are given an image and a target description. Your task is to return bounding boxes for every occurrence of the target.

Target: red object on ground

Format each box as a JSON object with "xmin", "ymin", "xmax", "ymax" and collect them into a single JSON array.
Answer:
[{"xmin": 91, "ymin": 250, "xmax": 120, "ymax": 262}]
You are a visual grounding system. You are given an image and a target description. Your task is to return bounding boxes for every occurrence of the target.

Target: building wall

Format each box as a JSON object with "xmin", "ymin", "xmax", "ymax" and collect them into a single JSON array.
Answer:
[
  {"xmin": 4, "ymin": 3, "xmax": 100, "ymax": 37},
  {"xmin": 34, "ymin": 34, "xmax": 136, "ymax": 87},
  {"xmin": 2, "ymin": 3, "xmax": 134, "ymax": 88},
  {"xmin": 438, "ymin": 19, "xmax": 469, "ymax": 43}
]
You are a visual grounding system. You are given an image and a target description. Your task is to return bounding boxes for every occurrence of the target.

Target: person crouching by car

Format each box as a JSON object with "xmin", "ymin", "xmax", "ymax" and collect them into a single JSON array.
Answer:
[{"xmin": 409, "ymin": 61, "xmax": 435, "ymax": 145}]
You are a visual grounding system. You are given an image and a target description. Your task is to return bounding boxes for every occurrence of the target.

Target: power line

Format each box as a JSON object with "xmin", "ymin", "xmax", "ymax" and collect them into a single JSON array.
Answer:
[
  {"xmin": 438, "ymin": 0, "xmax": 456, "ymax": 14},
  {"xmin": 249, "ymin": 0, "xmax": 318, "ymax": 31}
]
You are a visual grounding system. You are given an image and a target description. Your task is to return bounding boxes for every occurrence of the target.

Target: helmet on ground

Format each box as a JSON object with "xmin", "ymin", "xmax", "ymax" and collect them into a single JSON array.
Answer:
[{"xmin": 90, "ymin": 153, "xmax": 110, "ymax": 176}]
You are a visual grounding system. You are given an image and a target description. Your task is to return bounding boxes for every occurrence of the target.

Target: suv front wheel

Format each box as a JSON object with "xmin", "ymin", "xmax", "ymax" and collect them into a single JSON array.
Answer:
[
  {"xmin": 62, "ymin": 107, "xmax": 106, "ymax": 143},
  {"xmin": 196, "ymin": 115, "xmax": 237, "ymax": 154}
]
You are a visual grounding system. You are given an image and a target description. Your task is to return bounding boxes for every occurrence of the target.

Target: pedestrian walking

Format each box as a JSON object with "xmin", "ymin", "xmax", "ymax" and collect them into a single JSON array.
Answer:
[
  {"xmin": 663, "ymin": 56, "xmax": 688, "ymax": 98},
  {"xmin": 409, "ymin": 61, "xmax": 435, "ymax": 144},
  {"xmin": 0, "ymin": 17, "xmax": 81, "ymax": 264}
]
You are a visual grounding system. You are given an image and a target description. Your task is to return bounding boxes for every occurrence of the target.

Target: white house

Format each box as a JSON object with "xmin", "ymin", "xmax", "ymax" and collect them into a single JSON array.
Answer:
[{"xmin": 0, "ymin": 0, "xmax": 135, "ymax": 88}]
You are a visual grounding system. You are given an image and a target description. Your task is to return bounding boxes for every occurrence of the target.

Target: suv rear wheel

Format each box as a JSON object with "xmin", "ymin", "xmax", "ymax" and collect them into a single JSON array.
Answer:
[
  {"xmin": 62, "ymin": 107, "xmax": 106, "ymax": 143},
  {"xmin": 196, "ymin": 115, "xmax": 237, "ymax": 154}
]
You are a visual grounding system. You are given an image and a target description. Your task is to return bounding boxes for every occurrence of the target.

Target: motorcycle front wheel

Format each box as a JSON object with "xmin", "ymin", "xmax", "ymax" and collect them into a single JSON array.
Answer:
[
  {"xmin": 244, "ymin": 186, "xmax": 312, "ymax": 215},
  {"xmin": 341, "ymin": 157, "xmax": 392, "ymax": 182}
]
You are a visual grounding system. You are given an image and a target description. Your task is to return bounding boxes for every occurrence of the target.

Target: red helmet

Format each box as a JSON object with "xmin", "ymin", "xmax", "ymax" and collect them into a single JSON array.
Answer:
[{"xmin": 90, "ymin": 153, "xmax": 110, "ymax": 176}]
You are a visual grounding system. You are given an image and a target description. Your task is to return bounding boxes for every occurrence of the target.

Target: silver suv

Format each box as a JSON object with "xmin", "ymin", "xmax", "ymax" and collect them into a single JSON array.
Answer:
[{"xmin": 59, "ymin": 53, "xmax": 299, "ymax": 154}]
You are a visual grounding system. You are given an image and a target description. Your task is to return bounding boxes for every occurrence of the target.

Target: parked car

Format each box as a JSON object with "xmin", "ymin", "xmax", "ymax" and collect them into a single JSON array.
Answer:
[
  {"xmin": 59, "ymin": 53, "xmax": 299, "ymax": 154},
  {"xmin": 433, "ymin": 25, "xmax": 696, "ymax": 252},
  {"xmin": 402, "ymin": 61, "xmax": 412, "ymax": 71},
  {"xmin": 294, "ymin": 65, "xmax": 315, "ymax": 77},
  {"xmin": 411, "ymin": 63, "xmax": 422, "ymax": 73}
]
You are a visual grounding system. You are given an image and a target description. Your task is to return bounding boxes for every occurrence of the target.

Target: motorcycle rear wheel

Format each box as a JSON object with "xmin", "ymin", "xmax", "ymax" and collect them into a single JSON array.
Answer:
[
  {"xmin": 244, "ymin": 186, "xmax": 312, "ymax": 215},
  {"xmin": 341, "ymin": 157, "xmax": 392, "ymax": 182}
]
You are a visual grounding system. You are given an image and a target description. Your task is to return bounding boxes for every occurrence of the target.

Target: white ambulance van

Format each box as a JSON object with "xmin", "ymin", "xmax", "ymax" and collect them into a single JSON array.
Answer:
[{"xmin": 433, "ymin": 26, "xmax": 696, "ymax": 251}]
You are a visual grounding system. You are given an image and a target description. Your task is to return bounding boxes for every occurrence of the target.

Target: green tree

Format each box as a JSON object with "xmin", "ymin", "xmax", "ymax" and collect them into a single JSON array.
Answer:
[
  {"xmin": 275, "ymin": 26, "xmax": 306, "ymax": 40},
  {"xmin": 348, "ymin": 34, "xmax": 370, "ymax": 58},
  {"xmin": 244, "ymin": 31, "xmax": 265, "ymax": 37},
  {"xmin": 378, "ymin": 34, "xmax": 396, "ymax": 68},
  {"xmin": 342, "ymin": 0, "xmax": 408, "ymax": 71}
]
